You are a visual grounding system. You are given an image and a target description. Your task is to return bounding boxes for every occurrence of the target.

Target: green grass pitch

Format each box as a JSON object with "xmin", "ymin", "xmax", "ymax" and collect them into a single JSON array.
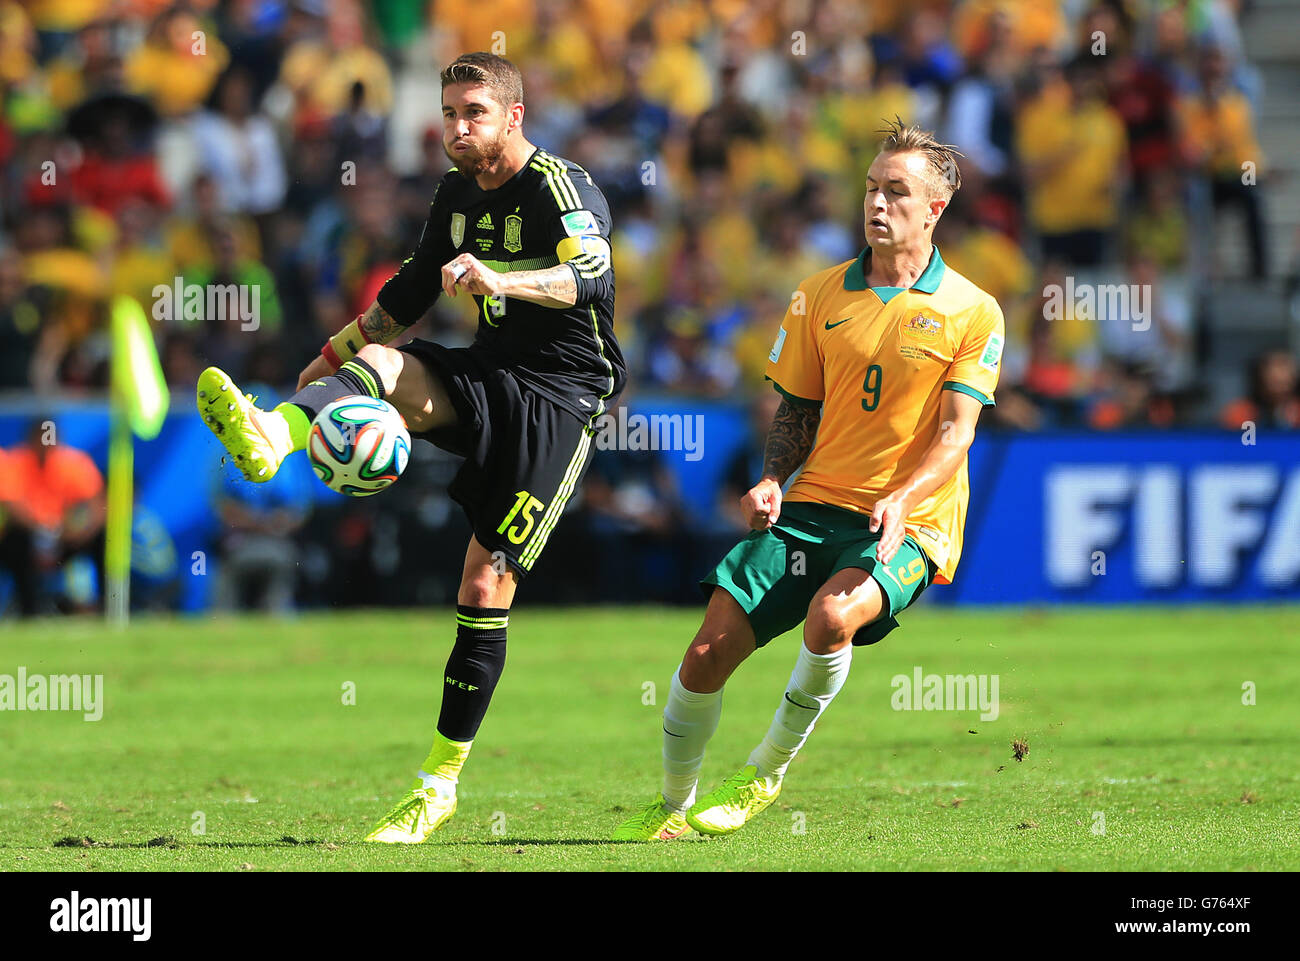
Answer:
[{"xmin": 2, "ymin": 605, "xmax": 1297, "ymax": 871}]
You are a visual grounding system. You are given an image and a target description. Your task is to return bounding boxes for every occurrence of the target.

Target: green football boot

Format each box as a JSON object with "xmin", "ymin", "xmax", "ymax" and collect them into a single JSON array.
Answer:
[
  {"xmin": 196, "ymin": 366, "xmax": 290, "ymax": 482},
  {"xmin": 686, "ymin": 765, "xmax": 781, "ymax": 836},
  {"xmin": 363, "ymin": 781, "xmax": 458, "ymax": 844},
  {"xmin": 611, "ymin": 794, "xmax": 694, "ymax": 841}
]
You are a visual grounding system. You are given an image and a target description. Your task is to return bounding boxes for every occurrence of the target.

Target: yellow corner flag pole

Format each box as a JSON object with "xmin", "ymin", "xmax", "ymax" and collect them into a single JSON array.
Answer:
[{"xmin": 105, "ymin": 296, "xmax": 168, "ymax": 626}]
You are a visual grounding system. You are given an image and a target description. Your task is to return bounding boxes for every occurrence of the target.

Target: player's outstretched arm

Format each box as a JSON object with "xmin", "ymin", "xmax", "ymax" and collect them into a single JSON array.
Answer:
[
  {"xmin": 742, "ymin": 398, "xmax": 821, "ymax": 531},
  {"xmin": 870, "ymin": 389, "xmax": 983, "ymax": 563}
]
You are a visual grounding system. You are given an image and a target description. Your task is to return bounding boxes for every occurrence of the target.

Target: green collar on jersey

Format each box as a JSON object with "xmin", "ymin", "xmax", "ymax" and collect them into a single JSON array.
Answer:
[{"xmin": 843, "ymin": 244, "xmax": 946, "ymax": 303}]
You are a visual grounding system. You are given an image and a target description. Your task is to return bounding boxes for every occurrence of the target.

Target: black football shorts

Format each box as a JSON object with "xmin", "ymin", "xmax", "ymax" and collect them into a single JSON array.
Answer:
[{"xmin": 397, "ymin": 339, "xmax": 598, "ymax": 576}]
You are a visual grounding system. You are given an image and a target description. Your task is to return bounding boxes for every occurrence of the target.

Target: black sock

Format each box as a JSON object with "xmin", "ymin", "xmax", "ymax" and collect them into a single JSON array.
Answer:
[
  {"xmin": 288, "ymin": 357, "xmax": 385, "ymax": 421},
  {"xmin": 437, "ymin": 606, "xmax": 509, "ymax": 742}
]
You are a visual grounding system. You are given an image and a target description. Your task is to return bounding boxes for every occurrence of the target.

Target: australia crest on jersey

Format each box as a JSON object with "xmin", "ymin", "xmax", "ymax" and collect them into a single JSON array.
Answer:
[
  {"xmin": 450, "ymin": 213, "xmax": 465, "ymax": 248},
  {"xmin": 901, "ymin": 312, "xmax": 944, "ymax": 341},
  {"xmin": 504, "ymin": 214, "xmax": 523, "ymax": 253}
]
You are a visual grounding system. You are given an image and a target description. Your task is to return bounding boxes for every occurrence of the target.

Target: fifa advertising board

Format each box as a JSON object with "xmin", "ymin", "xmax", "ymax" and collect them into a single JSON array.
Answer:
[{"xmin": 947, "ymin": 430, "xmax": 1300, "ymax": 604}]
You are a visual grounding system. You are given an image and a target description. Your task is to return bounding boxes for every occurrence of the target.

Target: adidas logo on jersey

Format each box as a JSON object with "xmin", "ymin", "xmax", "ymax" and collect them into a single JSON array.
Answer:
[{"xmin": 477, "ymin": 212, "xmax": 493, "ymax": 230}]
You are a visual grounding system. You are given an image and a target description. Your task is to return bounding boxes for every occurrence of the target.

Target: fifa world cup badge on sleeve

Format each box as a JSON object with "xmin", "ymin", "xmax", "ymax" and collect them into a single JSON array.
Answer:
[
  {"xmin": 769, "ymin": 327, "xmax": 788, "ymax": 363},
  {"xmin": 979, "ymin": 332, "xmax": 1004, "ymax": 372}
]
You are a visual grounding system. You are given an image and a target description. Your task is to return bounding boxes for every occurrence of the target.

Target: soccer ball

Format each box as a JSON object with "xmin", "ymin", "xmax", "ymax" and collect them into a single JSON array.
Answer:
[{"xmin": 307, "ymin": 396, "xmax": 411, "ymax": 496}]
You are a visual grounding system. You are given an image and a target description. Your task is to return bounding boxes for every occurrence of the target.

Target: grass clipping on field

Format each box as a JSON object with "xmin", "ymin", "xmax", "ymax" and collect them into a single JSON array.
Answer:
[{"xmin": 1012, "ymin": 738, "xmax": 1030, "ymax": 762}]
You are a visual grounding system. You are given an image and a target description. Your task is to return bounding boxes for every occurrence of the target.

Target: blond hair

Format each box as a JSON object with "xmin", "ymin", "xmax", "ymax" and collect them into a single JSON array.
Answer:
[{"xmin": 876, "ymin": 117, "xmax": 964, "ymax": 200}]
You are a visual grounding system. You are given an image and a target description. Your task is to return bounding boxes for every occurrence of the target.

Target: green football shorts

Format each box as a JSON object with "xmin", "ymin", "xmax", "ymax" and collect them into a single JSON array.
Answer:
[{"xmin": 700, "ymin": 501, "xmax": 937, "ymax": 648}]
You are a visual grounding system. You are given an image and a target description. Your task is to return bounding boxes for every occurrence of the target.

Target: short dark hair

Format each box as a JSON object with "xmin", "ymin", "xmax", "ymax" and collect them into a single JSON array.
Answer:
[{"xmin": 440, "ymin": 52, "xmax": 524, "ymax": 110}]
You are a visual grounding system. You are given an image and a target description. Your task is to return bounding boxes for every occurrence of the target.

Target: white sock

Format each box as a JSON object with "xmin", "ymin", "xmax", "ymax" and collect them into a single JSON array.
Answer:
[
  {"xmin": 661, "ymin": 667, "xmax": 723, "ymax": 812},
  {"xmin": 417, "ymin": 770, "xmax": 456, "ymax": 796},
  {"xmin": 748, "ymin": 643, "xmax": 852, "ymax": 780}
]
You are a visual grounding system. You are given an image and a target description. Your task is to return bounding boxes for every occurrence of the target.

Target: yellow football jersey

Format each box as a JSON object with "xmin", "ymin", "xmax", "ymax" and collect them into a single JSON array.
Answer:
[{"xmin": 765, "ymin": 245, "xmax": 1003, "ymax": 584}]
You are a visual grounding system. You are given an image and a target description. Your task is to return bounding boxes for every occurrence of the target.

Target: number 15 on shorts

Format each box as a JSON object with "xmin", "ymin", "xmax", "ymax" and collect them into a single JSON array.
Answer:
[{"xmin": 497, "ymin": 490, "xmax": 547, "ymax": 544}]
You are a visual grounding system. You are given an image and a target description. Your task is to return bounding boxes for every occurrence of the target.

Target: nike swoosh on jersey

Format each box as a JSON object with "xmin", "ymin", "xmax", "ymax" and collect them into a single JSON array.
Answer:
[{"xmin": 825, "ymin": 318, "xmax": 851, "ymax": 329}]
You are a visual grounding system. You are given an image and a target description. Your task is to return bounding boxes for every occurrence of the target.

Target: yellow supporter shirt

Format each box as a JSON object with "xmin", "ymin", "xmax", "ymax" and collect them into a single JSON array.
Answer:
[
  {"xmin": 1177, "ymin": 91, "xmax": 1262, "ymax": 178},
  {"xmin": 942, "ymin": 226, "xmax": 1033, "ymax": 308},
  {"xmin": 1017, "ymin": 89, "xmax": 1127, "ymax": 234},
  {"xmin": 765, "ymin": 245, "xmax": 1004, "ymax": 583},
  {"xmin": 125, "ymin": 38, "xmax": 230, "ymax": 117}
]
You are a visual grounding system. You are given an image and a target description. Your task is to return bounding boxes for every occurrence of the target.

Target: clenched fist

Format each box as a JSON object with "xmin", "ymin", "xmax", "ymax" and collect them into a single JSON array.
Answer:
[{"xmin": 741, "ymin": 477, "xmax": 783, "ymax": 531}]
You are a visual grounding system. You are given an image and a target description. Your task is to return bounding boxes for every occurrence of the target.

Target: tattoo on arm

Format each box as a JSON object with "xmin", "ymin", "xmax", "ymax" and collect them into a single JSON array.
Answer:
[
  {"xmin": 359, "ymin": 301, "xmax": 403, "ymax": 344},
  {"xmin": 762, "ymin": 399, "xmax": 821, "ymax": 485},
  {"xmin": 503, "ymin": 265, "xmax": 578, "ymax": 308}
]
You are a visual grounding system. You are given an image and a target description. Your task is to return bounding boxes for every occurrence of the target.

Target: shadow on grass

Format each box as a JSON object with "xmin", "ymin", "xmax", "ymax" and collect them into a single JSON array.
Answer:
[
  {"xmin": 17, "ymin": 835, "xmax": 332, "ymax": 850},
  {"xmin": 437, "ymin": 837, "xmax": 712, "ymax": 847},
  {"xmin": 11, "ymin": 835, "xmax": 688, "ymax": 851}
]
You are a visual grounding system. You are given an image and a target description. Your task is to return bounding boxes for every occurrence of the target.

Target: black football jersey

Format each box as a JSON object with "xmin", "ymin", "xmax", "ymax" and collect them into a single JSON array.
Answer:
[{"xmin": 377, "ymin": 147, "xmax": 627, "ymax": 423}]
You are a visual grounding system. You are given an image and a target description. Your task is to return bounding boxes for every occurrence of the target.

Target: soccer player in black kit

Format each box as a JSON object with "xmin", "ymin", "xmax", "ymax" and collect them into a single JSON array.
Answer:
[{"xmin": 196, "ymin": 52, "xmax": 626, "ymax": 842}]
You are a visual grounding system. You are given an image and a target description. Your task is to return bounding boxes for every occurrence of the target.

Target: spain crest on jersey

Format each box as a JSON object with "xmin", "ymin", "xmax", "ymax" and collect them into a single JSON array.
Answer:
[
  {"xmin": 450, "ymin": 213, "xmax": 465, "ymax": 248},
  {"xmin": 504, "ymin": 214, "xmax": 523, "ymax": 253}
]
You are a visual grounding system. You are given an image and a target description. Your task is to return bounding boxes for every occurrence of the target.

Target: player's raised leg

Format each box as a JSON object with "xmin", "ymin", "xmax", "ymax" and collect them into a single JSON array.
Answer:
[
  {"xmin": 612, "ymin": 588, "xmax": 756, "ymax": 841},
  {"xmin": 687, "ymin": 569, "xmax": 881, "ymax": 836},
  {"xmin": 197, "ymin": 339, "xmax": 455, "ymax": 482},
  {"xmin": 365, "ymin": 535, "xmax": 516, "ymax": 843}
]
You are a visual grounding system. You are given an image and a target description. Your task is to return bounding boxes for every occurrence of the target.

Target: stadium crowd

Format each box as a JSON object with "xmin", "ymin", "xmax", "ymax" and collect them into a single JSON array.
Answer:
[{"xmin": 0, "ymin": 0, "xmax": 1296, "ymax": 613}]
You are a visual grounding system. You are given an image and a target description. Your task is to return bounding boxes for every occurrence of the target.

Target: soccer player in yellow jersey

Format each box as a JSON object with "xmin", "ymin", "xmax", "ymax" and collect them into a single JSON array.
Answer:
[{"xmin": 614, "ymin": 121, "xmax": 1005, "ymax": 840}]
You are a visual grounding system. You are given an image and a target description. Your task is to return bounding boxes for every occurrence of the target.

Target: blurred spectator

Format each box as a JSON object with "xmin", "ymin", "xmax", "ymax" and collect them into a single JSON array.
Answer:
[
  {"xmin": 1104, "ymin": 16, "xmax": 1178, "ymax": 192},
  {"xmin": 897, "ymin": 8, "xmax": 963, "ymax": 100},
  {"xmin": 1123, "ymin": 171, "xmax": 1190, "ymax": 273},
  {"xmin": 644, "ymin": 307, "xmax": 739, "ymax": 397},
  {"xmin": 109, "ymin": 198, "xmax": 175, "ymax": 311},
  {"xmin": 330, "ymin": 79, "xmax": 388, "ymax": 168},
  {"xmin": 937, "ymin": 198, "xmax": 1034, "ymax": 316},
  {"xmin": 951, "ymin": 0, "xmax": 1066, "ymax": 62},
  {"xmin": 1096, "ymin": 252, "xmax": 1194, "ymax": 394},
  {"xmin": 62, "ymin": 94, "xmax": 170, "ymax": 217},
  {"xmin": 191, "ymin": 65, "xmax": 288, "ymax": 220},
  {"xmin": 42, "ymin": 19, "xmax": 125, "ymax": 111},
  {"xmin": 586, "ymin": 46, "xmax": 672, "ymax": 162},
  {"xmin": 181, "ymin": 222, "xmax": 283, "ymax": 382},
  {"xmin": 0, "ymin": 244, "xmax": 44, "ymax": 390},
  {"xmin": 125, "ymin": 7, "xmax": 230, "ymax": 117},
  {"xmin": 1177, "ymin": 43, "xmax": 1268, "ymax": 278},
  {"xmin": 1021, "ymin": 259, "xmax": 1103, "ymax": 425},
  {"xmin": 13, "ymin": 203, "xmax": 108, "ymax": 391},
  {"xmin": 1017, "ymin": 55, "xmax": 1128, "ymax": 267},
  {"xmin": 277, "ymin": 0, "xmax": 393, "ymax": 120},
  {"xmin": 0, "ymin": 418, "xmax": 105, "ymax": 615},
  {"xmin": 165, "ymin": 172, "xmax": 263, "ymax": 274},
  {"xmin": 943, "ymin": 10, "xmax": 1018, "ymax": 183},
  {"xmin": 1087, "ymin": 360, "xmax": 1177, "ymax": 430},
  {"xmin": 1219, "ymin": 350, "xmax": 1300, "ymax": 430}
]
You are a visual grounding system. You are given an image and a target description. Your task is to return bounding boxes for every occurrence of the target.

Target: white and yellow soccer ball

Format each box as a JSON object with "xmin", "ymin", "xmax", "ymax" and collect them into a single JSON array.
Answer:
[{"xmin": 307, "ymin": 396, "xmax": 411, "ymax": 496}]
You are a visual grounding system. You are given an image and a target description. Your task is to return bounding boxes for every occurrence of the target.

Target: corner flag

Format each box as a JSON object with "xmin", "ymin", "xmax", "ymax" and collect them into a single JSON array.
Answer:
[{"xmin": 105, "ymin": 295, "xmax": 169, "ymax": 624}]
